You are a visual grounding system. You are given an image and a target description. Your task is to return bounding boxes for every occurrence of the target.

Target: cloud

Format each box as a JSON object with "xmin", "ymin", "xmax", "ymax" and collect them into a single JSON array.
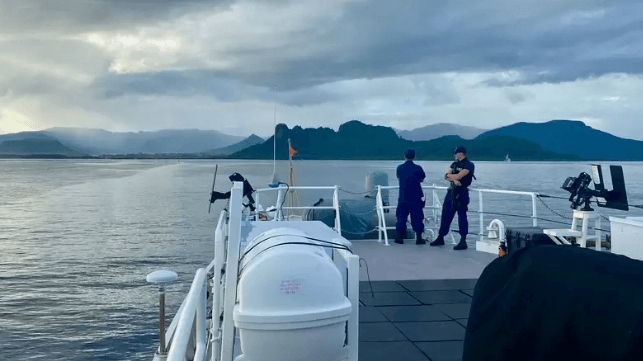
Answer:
[
  {"xmin": 1, "ymin": 0, "xmax": 643, "ymax": 140},
  {"xmin": 0, "ymin": 0, "xmax": 235, "ymax": 34}
]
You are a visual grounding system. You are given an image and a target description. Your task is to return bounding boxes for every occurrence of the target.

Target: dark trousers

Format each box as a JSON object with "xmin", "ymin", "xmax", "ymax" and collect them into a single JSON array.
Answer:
[
  {"xmin": 439, "ymin": 189, "xmax": 469, "ymax": 236},
  {"xmin": 396, "ymin": 201, "xmax": 425, "ymax": 236}
]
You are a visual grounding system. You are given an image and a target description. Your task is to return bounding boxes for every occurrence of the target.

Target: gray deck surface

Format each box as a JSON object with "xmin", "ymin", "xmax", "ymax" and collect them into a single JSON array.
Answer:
[
  {"xmin": 358, "ymin": 279, "xmax": 477, "ymax": 361},
  {"xmin": 351, "ymin": 239, "xmax": 497, "ymax": 281},
  {"xmin": 351, "ymin": 239, "xmax": 495, "ymax": 360}
]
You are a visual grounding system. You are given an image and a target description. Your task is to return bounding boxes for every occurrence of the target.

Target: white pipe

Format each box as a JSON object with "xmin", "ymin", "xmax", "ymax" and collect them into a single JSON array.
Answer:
[
  {"xmin": 254, "ymin": 186, "xmax": 337, "ymax": 193},
  {"xmin": 376, "ymin": 186, "xmax": 383, "ymax": 243},
  {"xmin": 347, "ymin": 253, "xmax": 359, "ymax": 361},
  {"xmin": 194, "ymin": 281, "xmax": 207, "ymax": 361},
  {"xmin": 211, "ymin": 210, "xmax": 227, "ymax": 361},
  {"xmin": 479, "ymin": 190, "xmax": 484, "ymax": 243},
  {"xmin": 489, "ymin": 219, "xmax": 506, "ymax": 242},
  {"xmin": 275, "ymin": 188, "xmax": 284, "ymax": 221},
  {"xmin": 167, "ymin": 268, "xmax": 207, "ymax": 361},
  {"xmin": 220, "ymin": 182, "xmax": 244, "ymax": 361},
  {"xmin": 333, "ymin": 185, "xmax": 342, "ymax": 234},
  {"xmin": 531, "ymin": 193, "xmax": 538, "ymax": 227}
]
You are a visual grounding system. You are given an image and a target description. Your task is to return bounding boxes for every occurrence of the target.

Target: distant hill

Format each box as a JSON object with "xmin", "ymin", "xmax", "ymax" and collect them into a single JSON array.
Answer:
[
  {"xmin": 477, "ymin": 120, "xmax": 643, "ymax": 161},
  {"xmin": 232, "ymin": 120, "xmax": 578, "ymax": 161},
  {"xmin": 42, "ymin": 127, "xmax": 245, "ymax": 155},
  {"xmin": 0, "ymin": 139, "xmax": 86, "ymax": 156},
  {"xmin": 207, "ymin": 134, "xmax": 264, "ymax": 155},
  {"xmin": 397, "ymin": 123, "xmax": 487, "ymax": 141},
  {"xmin": 0, "ymin": 131, "xmax": 56, "ymax": 142},
  {"xmin": 233, "ymin": 120, "xmax": 410, "ymax": 160},
  {"xmin": 413, "ymin": 135, "xmax": 579, "ymax": 161}
]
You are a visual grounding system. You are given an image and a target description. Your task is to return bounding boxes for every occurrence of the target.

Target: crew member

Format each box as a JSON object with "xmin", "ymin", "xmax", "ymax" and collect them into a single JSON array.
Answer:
[
  {"xmin": 395, "ymin": 149, "xmax": 426, "ymax": 244},
  {"xmin": 431, "ymin": 146, "xmax": 475, "ymax": 250}
]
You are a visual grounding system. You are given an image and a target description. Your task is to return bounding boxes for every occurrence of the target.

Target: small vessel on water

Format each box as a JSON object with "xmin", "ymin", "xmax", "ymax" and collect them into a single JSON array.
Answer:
[
  {"xmin": 504, "ymin": 153, "xmax": 511, "ymax": 162},
  {"xmin": 146, "ymin": 164, "xmax": 643, "ymax": 360}
]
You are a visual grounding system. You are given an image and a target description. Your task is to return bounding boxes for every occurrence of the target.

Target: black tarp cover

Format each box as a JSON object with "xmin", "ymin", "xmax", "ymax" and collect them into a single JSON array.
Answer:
[{"xmin": 463, "ymin": 245, "xmax": 643, "ymax": 361}]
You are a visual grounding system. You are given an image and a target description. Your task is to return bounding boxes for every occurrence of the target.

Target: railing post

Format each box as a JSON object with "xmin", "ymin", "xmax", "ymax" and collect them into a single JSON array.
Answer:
[
  {"xmin": 275, "ymin": 186, "xmax": 284, "ymax": 221},
  {"xmin": 376, "ymin": 186, "xmax": 383, "ymax": 243},
  {"xmin": 211, "ymin": 210, "xmax": 227, "ymax": 361},
  {"xmin": 531, "ymin": 193, "xmax": 538, "ymax": 227},
  {"xmin": 333, "ymin": 185, "xmax": 342, "ymax": 234},
  {"xmin": 219, "ymin": 182, "xmax": 244, "ymax": 361},
  {"xmin": 479, "ymin": 190, "xmax": 484, "ymax": 243}
]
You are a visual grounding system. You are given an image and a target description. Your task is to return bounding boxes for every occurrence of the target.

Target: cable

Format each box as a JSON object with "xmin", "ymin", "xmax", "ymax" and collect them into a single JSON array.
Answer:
[
  {"xmin": 239, "ymin": 233, "xmax": 352, "ymax": 264},
  {"xmin": 536, "ymin": 195, "xmax": 572, "ymax": 220},
  {"xmin": 539, "ymin": 193, "xmax": 643, "ymax": 210},
  {"xmin": 359, "ymin": 258, "xmax": 374, "ymax": 298},
  {"xmin": 237, "ymin": 241, "xmax": 354, "ymax": 277},
  {"xmin": 279, "ymin": 183, "xmax": 289, "ymax": 220}
]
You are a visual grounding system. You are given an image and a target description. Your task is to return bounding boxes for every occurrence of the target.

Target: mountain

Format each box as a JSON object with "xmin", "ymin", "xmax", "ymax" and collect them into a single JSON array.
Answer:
[
  {"xmin": 232, "ymin": 120, "xmax": 410, "ymax": 160},
  {"xmin": 0, "ymin": 139, "xmax": 86, "ymax": 156},
  {"xmin": 41, "ymin": 127, "xmax": 245, "ymax": 155},
  {"xmin": 207, "ymin": 134, "xmax": 264, "ymax": 155},
  {"xmin": 477, "ymin": 120, "xmax": 643, "ymax": 161},
  {"xmin": 397, "ymin": 123, "xmax": 487, "ymax": 141},
  {"xmin": 0, "ymin": 131, "xmax": 55, "ymax": 142},
  {"xmin": 231, "ymin": 120, "xmax": 578, "ymax": 161},
  {"xmin": 413, "ymin": 135, "xmax": 579, "ymax": 161}
]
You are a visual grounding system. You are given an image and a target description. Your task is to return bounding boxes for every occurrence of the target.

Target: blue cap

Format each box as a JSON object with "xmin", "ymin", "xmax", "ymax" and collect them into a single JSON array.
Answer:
[
  {"xmin": 454, "ymin": 146, "xmax": 466, "ymax": 154},
  {"xmin": 405, "ymin": 149, "xmax": 415, "ymax": 158}
]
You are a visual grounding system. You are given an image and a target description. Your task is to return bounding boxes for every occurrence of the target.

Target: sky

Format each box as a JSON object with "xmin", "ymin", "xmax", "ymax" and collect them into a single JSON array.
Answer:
[{"xmin": 1, "ymin": 0, "xmax": 642, "ymax": 139}]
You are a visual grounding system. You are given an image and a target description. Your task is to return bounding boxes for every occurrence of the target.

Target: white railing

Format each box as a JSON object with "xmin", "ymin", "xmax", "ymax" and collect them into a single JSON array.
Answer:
[
  {"xmin": 375, "ymin": 185, "xmax": 539, "ymax": 246},
  {"xmin": 165, "ymin": 268, "xmax": 208, "ymax": 361},
  {"xmin": 254, "ymin": 185, "xmax": 342, "ymax": 234}
]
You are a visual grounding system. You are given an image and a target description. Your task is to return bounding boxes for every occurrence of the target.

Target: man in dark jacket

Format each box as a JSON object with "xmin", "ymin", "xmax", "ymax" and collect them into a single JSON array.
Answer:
[
  {"xmin": 431, "ymin": 146, "xmax": 474, "ymax": 250},
  {"xmin": 395, "ymin": 149, "xmax": 426, "ymax": 244}
]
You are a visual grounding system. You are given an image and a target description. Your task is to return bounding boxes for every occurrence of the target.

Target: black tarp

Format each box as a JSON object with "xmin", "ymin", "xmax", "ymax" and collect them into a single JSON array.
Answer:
[{"xmin": 463, "ymin": 245, "xmax": 643, "ymax": 361}]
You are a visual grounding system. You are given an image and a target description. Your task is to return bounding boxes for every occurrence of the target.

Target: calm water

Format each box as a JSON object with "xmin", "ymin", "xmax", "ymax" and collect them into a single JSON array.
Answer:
[{"xmin": 2, "ymin": 159, "xmax": 643, "ymax": 360}]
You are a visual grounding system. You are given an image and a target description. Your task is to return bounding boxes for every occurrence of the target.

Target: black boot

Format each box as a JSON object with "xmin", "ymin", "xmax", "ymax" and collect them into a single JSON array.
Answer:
[
  {"xmin": 394, "ymin": 231, "xmax": 405, "ymax": 244},
  {"xmin": 454, "ymin": 235, "xmax": 468, "ymax": 250},
  {"xmin": 416, "ymin": 232, "xmax": 426, "ymax": 245},
  {"xmin": 430, "ymin": 235, "xmax": 445, "ymax": 246}
]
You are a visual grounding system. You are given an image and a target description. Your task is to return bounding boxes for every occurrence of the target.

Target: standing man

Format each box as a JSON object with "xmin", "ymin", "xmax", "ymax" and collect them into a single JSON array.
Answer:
[
  {"xmin": 430, "ymin": 146, "xmax": 475, "ymax": 250},
  {"xmin": 395, "ymin": 149, "xmax": 426, "ymax": 245}
]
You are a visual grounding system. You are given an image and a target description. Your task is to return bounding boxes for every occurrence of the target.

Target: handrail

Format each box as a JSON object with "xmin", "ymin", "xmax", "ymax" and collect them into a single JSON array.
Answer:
[
  {"xmin": 375, "ymin": 185, "xmax": 539, "ymax": 244},
  {"xmin": 211, "ymin": 209, "xmax": 227, "ymax": 360},
  {"xmin": 253, "ymin": 185, "xmax": 342, "ymax": 230},
  {"xmin": 166, "ymin": 268, "xmax": 207, "ymax": 361}
]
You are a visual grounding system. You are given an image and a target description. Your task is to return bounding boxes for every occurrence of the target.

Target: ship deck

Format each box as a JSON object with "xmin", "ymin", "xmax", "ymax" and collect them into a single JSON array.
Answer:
[
  {"xmin": 358, "ymin": 278, "xmax": 476, "ymax": 361},
  {"xmin": 351, "ymin": 240, "xmax": 494, "ymax": 361}
]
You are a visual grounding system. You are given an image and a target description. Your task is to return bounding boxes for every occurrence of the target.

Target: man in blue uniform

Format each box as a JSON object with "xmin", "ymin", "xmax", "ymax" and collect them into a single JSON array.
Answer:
[
  {"xmin": 395, "ymin": 149, "xmax": 426, "ymax": 245},
  {"xmin": 430, "ymin": 146, "xmax": 475, "ymax": 250}
]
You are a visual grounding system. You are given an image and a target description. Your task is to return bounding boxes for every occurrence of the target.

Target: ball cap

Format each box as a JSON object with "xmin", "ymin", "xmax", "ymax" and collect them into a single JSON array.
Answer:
[
  {"xmin": 454, "ymin": 146, "xmax": 467, "ymax": 154},
  {"xmin": 405, "ymin": 149, "xmax": 416, "ymax": 158}
]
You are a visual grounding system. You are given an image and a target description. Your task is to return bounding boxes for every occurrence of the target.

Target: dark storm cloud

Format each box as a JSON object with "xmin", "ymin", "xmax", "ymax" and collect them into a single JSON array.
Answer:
[
  {"xmin": 91, "ymin": 70, "xmax": 340, "ymax": 106},
  {"xmin": 0, "ymin": 0, "xmax": 236, "ymax": 34},
  {"xmin": 219, "ymin": 0, "xmax": 643, "ymax": 90},
  {"xmin": 3, "ymin": 0, "xmax": 643, "ymax": 111}
]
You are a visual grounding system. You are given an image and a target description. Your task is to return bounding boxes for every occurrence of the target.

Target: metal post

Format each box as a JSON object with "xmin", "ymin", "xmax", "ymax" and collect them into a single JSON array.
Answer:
[
  {"xmin": 531, "ymin": 193, "xmax": 538, "ymax": 227},
  {"xmin": 146, "ymin": 270, "xmax": 178, "ymax": 359},
  {"xmin": 479, "ymin": 190, "xmax": 484, "ymax": 243},
  {"xmin": 159, "ymin": 286, "xmax": 167, "ymax": 355}
]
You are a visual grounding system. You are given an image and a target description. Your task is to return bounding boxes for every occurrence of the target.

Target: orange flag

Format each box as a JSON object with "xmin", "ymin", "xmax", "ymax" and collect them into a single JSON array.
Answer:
[{"xmin": 289, "ymin": 144, "xmax": 297, "ymax": 157}]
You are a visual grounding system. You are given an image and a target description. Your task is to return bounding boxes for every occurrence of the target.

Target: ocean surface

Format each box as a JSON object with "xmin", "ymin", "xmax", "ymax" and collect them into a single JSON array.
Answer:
[{"xmin": 2, "ymin": 159, "xmax": 643, "ymax": 360}]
